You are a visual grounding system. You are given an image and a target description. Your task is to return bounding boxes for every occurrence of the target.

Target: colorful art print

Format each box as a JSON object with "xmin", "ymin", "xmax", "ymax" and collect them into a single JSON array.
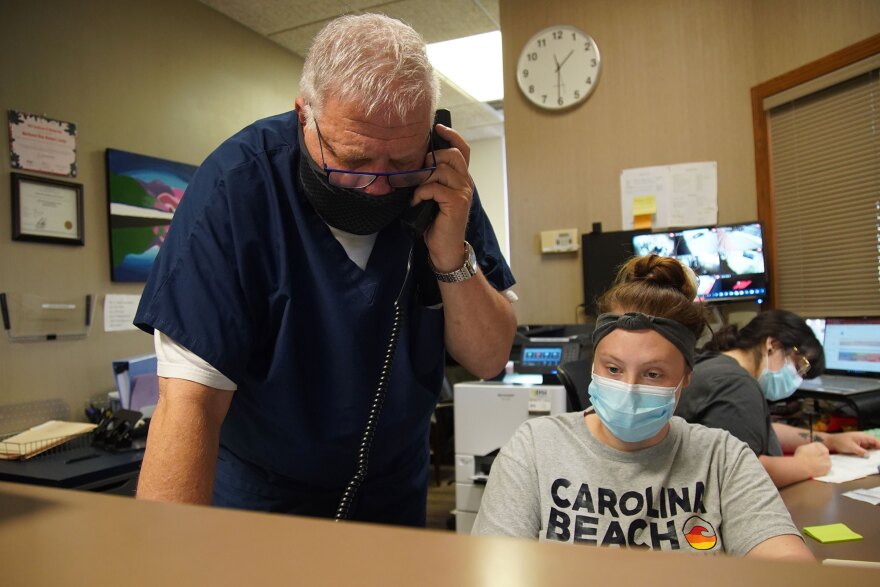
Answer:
[
  {"xmin": 106, "ymin": 148, "xmax": 197, "ymax": 282},
  {"xmin": 8, "ymin": 110, "xmax": 78, "ymax": 177}
]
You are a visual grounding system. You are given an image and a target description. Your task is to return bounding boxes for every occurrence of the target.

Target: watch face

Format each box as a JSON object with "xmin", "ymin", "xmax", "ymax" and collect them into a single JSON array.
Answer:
[{"xmin": 516, "ymin": 25, "xmax": 601, "ymax": 110}]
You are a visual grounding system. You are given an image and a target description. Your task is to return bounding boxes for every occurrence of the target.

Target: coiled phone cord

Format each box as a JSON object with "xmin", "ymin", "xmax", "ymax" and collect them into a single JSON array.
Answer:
[{"xmin": 335, "ymin": 245, "xmax": 414, "ymax": 521}]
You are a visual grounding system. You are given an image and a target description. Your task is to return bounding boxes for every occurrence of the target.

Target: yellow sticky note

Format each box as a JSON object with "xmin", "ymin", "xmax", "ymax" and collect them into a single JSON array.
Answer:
[
  {"xmin": 803, "ymin": 523, "xmax": 863, "ymax": 544},
  {"xmin": 632, "ymin": 195, "xmax": 657, "ymax": 216}
]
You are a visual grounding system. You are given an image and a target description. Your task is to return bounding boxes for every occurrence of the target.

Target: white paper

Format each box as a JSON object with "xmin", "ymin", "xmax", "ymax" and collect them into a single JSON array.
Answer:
[
  {"xmin": 813, "ymin": 450, "xmax": 880, "ymax": 483},
  {"xmin": 668, "ymin": 162, "xmax": 717, "ymax": 227},
  {"xmin": 842, "ymin": 486, "xmax": 880, "ymax": 505},
  {"xmin": 18, "ymin": 179, "xmax": 79, "ymax": 238},
  {"xmin": 104, "ymin": 294, "xmax": 141, "ymax": 332},
  {"xmin": 620, "ymin": 162, "xmax": 717, "ymax": 230},
  {"xmin": 620, "ymin": 165, "xmax": 669, "ymax": 230}
]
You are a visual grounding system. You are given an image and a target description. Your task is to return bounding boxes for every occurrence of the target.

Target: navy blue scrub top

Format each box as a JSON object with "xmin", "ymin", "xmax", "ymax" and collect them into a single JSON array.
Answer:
[{"xmin": 135, "ymin": 111, "xmax": 515, "ymax": 524}]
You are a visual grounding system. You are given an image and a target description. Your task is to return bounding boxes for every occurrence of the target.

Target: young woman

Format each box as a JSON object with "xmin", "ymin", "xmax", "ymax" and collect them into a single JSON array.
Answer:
[
  {"xmin": 472, "ymin": 255, "xmax": 812, "ymax": 560},
  {"xmin": 676, "ymin": 310, "xmax": 880, "ymax": 488}
]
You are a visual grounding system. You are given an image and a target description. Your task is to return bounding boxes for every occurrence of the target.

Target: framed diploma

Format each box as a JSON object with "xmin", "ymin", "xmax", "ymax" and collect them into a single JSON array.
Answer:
[{"xmin": 11, "ymin": 173, "xmax": 84, "ymax": 245}]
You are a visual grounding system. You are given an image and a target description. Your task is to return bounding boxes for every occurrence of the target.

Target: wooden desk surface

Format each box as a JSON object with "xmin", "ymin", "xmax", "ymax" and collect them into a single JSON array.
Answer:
[
  {"xmin": 1, "ymin": 482, "xmax": 878, "ymax": 586},
  {"xmin": 780, "ymin": 475, "xmax": 880, "ymax": 562}
]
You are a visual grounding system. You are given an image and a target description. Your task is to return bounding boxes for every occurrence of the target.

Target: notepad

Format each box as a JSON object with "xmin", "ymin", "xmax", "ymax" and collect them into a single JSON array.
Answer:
[
  {"xmin": 0, "ymin": 420, "xmax": 97, "ymax": 460},
  {"xmin": 813, "ymin": 450, "xmax": 880, "ymax": 483},
  {"xmin": 803, "ymin": 523, "xmax": 863, "ymax": 544}
]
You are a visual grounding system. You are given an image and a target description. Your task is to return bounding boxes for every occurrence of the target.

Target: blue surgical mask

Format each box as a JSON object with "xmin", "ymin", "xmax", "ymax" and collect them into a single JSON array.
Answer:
[
  {"xmin": 588, "ymin": 372, "xmax": 680, "ymax": 443},
  {"xmin": 758, "ymin": 358, "xmax": 803, "ymax": 402}
]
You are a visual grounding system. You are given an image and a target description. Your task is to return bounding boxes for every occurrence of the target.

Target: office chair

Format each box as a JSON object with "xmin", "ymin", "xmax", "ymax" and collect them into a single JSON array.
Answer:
[{"xmin": 556, "ymin": 359, "xmax": 593, "ymax": 412}]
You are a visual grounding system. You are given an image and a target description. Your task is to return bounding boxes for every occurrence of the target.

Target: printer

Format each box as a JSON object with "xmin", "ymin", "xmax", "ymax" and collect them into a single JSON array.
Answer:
[{"xmin": 453, "ymin": 381, "xmax": 567, "ymax": 534}]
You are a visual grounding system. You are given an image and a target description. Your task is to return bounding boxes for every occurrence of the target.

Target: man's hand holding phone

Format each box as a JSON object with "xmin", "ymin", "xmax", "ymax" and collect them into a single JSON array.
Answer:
[{"xmin": 414, "ymin": 118, "xmax": 475, "ymax": 273}]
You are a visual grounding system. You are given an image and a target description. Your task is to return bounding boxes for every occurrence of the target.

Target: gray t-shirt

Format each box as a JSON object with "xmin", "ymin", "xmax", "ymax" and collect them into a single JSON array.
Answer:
[
  {"xmin": 471, "ymin": 413, "xmax": 799, "ymax": 556},
  {"xmin": 676, "ymin": 353, "xmax": 783, "ymax": 457}
]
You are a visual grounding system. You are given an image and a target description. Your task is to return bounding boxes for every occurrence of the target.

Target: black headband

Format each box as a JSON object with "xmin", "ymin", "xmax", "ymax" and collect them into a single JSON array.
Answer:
[{"xmin": 592, "ymin": 312, "xmax": 696, "ymax": 368}]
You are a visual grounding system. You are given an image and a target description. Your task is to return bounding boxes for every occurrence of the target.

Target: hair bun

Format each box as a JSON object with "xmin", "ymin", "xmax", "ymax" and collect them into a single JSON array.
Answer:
[
  {"xmin": 600, "ymin": 254, "xmax": 707, "ymax": 340},
  {"xmin": 628, "ymin": 254, "xmax": 698, "ymax": 300}
]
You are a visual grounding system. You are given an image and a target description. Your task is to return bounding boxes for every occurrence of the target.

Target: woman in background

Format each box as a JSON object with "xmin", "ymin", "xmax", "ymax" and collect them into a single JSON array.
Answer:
[
  {"xmin": 676, "ymin": 310, "xmax": 880, "ymax": 488},
  {"xmin": 472, "ymin": 255, "xmax": 812, "ymax": 560}
]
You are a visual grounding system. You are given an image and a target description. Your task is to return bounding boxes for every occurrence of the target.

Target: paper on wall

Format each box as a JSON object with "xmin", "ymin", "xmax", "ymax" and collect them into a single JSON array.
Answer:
[
  {"xmin": 621, "ymin": 162, "xmax": 717, "ymax": 230},
  {"xmin": 104, "ymin": 294, "xmax": 140, "ymax": 332},
  {"xmin": 668, "ymin": 162, "xmax": 718, "ymax": 227},
  {"xmin": 620, "ymin": 165, "xmax": 669, "ymax": 230}
]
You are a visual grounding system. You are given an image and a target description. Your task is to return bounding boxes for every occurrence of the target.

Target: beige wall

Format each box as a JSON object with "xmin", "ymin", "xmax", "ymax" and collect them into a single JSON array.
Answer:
[
  {"xmin": 469, "ymin": 136, "xmax": 509, "ymax": 257},
  {"xmin": 500, "ymin": 0, "xmax": 880, "ymax": 324},
  {"xmin": 0, "ymin": 0, "xmax": 302, "ymax": 414}
]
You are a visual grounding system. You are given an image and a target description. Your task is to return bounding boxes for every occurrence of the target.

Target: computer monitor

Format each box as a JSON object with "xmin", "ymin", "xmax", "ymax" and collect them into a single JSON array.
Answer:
[
  {"xmin": 581, "ymin": 228, "xmax": 649, "ymax": 313},
  {"xmin": 822, "ymin": 317, "xmax": 880, "ymax": 376},
  {"xmin": 631, "ymin": 222, "xmax": 768, "ymax": 303}
]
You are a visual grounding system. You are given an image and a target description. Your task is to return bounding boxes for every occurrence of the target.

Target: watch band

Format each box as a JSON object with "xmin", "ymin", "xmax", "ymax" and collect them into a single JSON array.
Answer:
[{"xmin": 431, "ymin": 241, "xmax": 478, "ymax": 283}]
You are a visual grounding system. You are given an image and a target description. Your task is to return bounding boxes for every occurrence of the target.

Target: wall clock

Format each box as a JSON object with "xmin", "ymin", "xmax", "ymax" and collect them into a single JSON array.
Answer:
[{"xmin": 516, "ymin": 25, "xmax": 601, "ymax": 110}]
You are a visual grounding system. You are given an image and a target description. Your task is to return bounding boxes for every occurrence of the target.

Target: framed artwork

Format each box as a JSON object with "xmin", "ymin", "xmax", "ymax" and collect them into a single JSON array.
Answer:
[
  {"xmin": 11, "ymin": 172, "xmax": 84, "ymax": 245},
  {"xmin": 105, "ymin": 148, "xmax": 197, "ymax": 281}
]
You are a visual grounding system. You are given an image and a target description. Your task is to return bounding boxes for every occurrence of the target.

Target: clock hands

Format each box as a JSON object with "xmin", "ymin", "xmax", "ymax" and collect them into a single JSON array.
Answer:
[
  {"xmin": 556, "ymin": 50, "xmax": 574, "ymax": 71},
  {"xmin": 553, "ymin": 54, "xmax": 562, "ymax": 101},
  {"xmin": 553, "ymin": 50, "xmax": 574, "ymax": 103}
]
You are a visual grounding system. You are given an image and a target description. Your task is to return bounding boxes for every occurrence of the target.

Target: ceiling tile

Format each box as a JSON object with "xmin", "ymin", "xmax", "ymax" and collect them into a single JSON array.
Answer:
[
  {"xmin": 199, "ymin": 0, "xmax": 383, "ymax": 36},
  {"xmin": 270, "ymin": 20, "xmax": 327, "ymax": 57},
  {"xmin": 379, "ymin": 0, "xmax": 498, "ymax": 44}
]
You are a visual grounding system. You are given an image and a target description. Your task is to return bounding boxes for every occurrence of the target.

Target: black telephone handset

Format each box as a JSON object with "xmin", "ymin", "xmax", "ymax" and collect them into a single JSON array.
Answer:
[
  {"xmin": 399, "ymin": 109, "xmax": 451, "ymax": 236},
  {"xmin": 336, "ymin": 113, "xmax": 452, "ymax": 521}
]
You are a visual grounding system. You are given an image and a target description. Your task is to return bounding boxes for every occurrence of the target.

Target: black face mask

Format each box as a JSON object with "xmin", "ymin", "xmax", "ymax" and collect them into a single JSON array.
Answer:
[{"xmin": 297, "ymin": 123, "xmax": 415, "ymax": 235}]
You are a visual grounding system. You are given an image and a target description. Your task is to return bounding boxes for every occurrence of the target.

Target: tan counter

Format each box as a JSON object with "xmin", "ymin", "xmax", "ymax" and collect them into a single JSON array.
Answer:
[{"xmin": 0, "ymin": 481, "xmax": 876, "ymax": 586}]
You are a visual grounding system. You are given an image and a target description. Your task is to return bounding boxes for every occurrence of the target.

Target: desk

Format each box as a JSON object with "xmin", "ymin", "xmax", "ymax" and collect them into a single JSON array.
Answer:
[
  {"xmin": 0, "ymin": 482, "xmax": 876, "ymax": 586},
  {"xmin": 781, "ymin": 476, "xmax": 880, "ymax": 562},
  {"xmin": 0, "ymin": 445, "xmax": 142, "ymax": 494}
]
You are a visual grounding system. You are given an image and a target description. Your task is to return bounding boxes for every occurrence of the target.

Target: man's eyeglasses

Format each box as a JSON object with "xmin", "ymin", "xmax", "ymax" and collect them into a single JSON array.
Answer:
[
  {"xmin": 313, "ymin": 118, "xmax": 436, "ymax": 189},
  {"xmin": 790, "ymin": 346, "xmax": 811, "ymax": 377}
]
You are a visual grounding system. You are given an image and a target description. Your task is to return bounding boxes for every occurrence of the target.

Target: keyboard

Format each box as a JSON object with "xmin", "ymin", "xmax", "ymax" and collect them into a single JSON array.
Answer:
[{"xmin": 799, "ymin": 375, "xmax": 880, "ymax": 395}]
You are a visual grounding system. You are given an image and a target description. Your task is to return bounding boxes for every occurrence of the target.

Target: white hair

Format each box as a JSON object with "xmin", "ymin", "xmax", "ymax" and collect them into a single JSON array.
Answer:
[{"xmin": 299, "ymin": 13, "xmax": 441, "ymax": 129}]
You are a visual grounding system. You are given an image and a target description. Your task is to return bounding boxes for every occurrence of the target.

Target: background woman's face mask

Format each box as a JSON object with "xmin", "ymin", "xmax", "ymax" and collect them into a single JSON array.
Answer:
[
  {"xmin": 758, "ymin": 357, "xmax": 803, "ymax": 402},
  {"xmin": 588, "ymin": 372, "xmax": 681, "ymax": 443}
]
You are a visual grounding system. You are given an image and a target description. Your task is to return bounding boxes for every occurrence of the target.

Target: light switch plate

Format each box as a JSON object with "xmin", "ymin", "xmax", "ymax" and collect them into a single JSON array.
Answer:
[{"xmin": 540, "ymin": 228, "xmax": 579, "ymax": 253}]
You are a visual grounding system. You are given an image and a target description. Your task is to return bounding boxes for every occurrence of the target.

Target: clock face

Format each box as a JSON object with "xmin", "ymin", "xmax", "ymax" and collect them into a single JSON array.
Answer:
[{"xmin": 516, "ymin": 25, "xmax": 601, "ymax": 110}]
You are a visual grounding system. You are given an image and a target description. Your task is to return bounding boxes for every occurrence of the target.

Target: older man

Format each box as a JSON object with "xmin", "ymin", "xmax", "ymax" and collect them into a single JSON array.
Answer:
[{"xmin": 134, "ymin": 13, "xmax": 516, "ymax": 526}]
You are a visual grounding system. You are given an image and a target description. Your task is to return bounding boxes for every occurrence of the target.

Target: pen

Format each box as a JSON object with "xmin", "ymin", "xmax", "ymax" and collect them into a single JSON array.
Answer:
[{"xmin": 66, "ymin": 453, "xmax": 100, "ymax": 464}]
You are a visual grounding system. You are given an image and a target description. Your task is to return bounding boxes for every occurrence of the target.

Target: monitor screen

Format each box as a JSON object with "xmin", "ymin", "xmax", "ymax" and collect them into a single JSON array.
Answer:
[
  {"xmin": 521, "ymin": 346, "xmax": 563, "ymax": 367},
  {"xmin": 822, "ymin": 317, "xmax": 880, "ymax": 375},
  {"xmin": 632, "ymin": 222, "xmax": 768, "ymax": 303}
]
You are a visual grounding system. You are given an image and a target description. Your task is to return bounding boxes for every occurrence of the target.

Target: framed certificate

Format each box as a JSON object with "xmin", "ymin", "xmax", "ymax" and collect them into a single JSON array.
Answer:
[{"xmin": 11, "ymin": 173, "xmax": 84, "ymax": 245}]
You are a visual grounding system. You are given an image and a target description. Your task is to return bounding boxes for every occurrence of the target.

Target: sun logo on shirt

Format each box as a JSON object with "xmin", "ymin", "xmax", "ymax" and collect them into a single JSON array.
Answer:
[{"xmin": 682, "ymin": 515, "xmax": 718, "ymax": 551}]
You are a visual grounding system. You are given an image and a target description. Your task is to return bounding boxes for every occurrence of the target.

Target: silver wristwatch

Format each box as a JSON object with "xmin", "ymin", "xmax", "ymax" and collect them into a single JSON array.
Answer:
[{"xmin": 431, "ymin": 241, "xmax": 478, "ymax": 283}]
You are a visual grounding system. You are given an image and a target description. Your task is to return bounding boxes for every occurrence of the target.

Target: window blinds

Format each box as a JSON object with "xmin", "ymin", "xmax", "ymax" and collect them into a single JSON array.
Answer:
[{"xmin": 768, "ymin": 69, "xmax": 880, "ymax": 316}]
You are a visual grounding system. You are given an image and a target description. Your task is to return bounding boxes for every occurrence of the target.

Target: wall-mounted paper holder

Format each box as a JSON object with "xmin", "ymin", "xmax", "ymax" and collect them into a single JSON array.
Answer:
[{"xmin": 1, "ymin": 292, "xmax": 93, "ymax": 342}]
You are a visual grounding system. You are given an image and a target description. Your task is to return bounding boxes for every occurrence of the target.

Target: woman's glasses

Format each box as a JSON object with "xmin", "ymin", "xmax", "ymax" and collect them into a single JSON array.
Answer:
[{"xmin": 790, "ymin": 346, "xmax": 812, "ymax": 376}]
